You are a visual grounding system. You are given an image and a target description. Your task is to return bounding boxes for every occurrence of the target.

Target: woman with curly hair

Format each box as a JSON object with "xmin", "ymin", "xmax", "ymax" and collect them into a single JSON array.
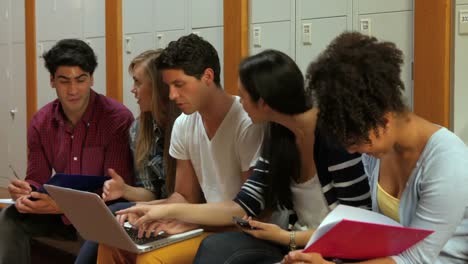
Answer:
[{"xmin": 282, "ymin": 32, "xmax": 468, "ymax": 264}]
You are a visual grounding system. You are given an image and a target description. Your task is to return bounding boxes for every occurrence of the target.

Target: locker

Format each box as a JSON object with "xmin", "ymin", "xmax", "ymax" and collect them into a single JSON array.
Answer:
[
  {"xmin": 53, "ymin": 0, "xmax": 82, "ymax": 40},
  {"xmin": 36, "ymin": 0, "xmax": 82, "ymax": 41},
  {"xmin": 83, "ymin": 0, "xmax": 105, "ymax": 38},
  {"xmin": 0, "ymin": 45, "xmax": 9, "ymax": 89},
  {"xmin": 122, "ymin": 33, "xmax": 156, "ymax": 117},
  {"xmin": 36, "ymin": 0, "xmax": 57, "ymax": 41},
  {"xmin": 356, "ymin": 0, "xmax": 413, "ymax": 14},
  {"xmin": 85, "ymin": 37, "xmax": 106, "ymax": 96},
  {"xmin": 296, "ymin": 17, "xmax": 348, "ymax": 74},
  {"xmin": 10, "ymin": 44, "xmax": 26, "ymax": 117},
  {"xmin": 0, "ymin": 0, "xmax": 26, "ymax": 186},
  {"xmin": 0, "ymin": 0, "xmax": 10, "ymax": 45},
  {"xmin": 123, "ymin": 0, "xmax": 153, "ymax": 34},
  {"xmin": 155, "ymin": 0, "xmax": 186, "ymax": 31},
  {"xmin": 9, "ymin": 43, "xmax": 27, "ymax": 176},
  {"xmin": 453, "ymin": 4, "xmax": 468, "ymax": 143},
  {"xmin": 250, "ymin": 0, "xmax": 292, "ymax": 23},
  {"xmin": 250, "ymin": 21, "xmax": 294, "ymax": 60},
  {"xmin": 358, "ymin": 11, "xmax": 414, "ymax": 107},
  {"xmin": 192, "ymin": 27, "xmax": 224, "ymax": 86},
  {"xmin": 36, "ymin": 41, "xmax": 58, "ymax": 109},
  {"xmin": 155, "ymin": 30, "xmax": 186, "ymax": 49},
  {"xmin": 0, "ymin": 44, "xmax": 9, "ymax": 186},
  {"xmin": 191, "ymin": 0, "xmax": 223, "ymax": 28},
  {"xmin": 11, "ymin": 0, "xmax": 24, "ymax": 43},
  {"xmin": 299, "ymin": 0, "xmax": 348, "ymax": 19}
]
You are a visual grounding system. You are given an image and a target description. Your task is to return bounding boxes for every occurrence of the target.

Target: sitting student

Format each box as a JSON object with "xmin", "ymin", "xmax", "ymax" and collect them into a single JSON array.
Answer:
[
  {"xmin": 0, "ymin": 39, "xmax": 134, "ymax": 264},
  {"xmin": 97, "ymin": 34, "xmax": 264, "ymax": 264},
  {"xmin": 282, "ymin": 32, "xmax": 468, "ymax": 264},
  {"xmin": 116, "ymin": 49, "xmax": 372, "ymax": 264},
  {"xmin": 74, "ymin": 50, "xmax": 180, "ymax": 264}
]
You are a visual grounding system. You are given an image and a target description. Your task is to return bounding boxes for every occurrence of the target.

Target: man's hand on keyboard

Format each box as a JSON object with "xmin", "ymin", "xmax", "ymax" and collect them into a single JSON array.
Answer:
[{"xmin": 141, "ymin": 219, "xmax": 199, "ymax": 237}]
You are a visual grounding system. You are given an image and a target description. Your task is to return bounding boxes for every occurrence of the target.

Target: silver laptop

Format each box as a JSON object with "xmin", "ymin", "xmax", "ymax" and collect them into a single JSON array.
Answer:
[{"xmin": 44, "ymin": 184, "xmax": 203, "ymax": 253}]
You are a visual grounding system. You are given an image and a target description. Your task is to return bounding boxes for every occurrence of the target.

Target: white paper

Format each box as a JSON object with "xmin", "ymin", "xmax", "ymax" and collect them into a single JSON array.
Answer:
[
  {"xmin": 305, "ymin": 205, "xmax": 401, "ymax": 249},
  {"xmin": 0, "ymin": 198, "xmax": 15, "ymax": 205}
]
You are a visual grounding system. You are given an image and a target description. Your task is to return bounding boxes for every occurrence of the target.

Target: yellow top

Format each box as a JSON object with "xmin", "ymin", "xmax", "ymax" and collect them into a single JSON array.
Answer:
[{"xmin": 377, "ymin": 183, "xmax": 400, "ymax": 222}]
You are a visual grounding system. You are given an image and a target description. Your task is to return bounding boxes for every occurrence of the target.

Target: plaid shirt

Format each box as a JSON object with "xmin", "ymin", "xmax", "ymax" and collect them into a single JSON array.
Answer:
[
  {"xmin": 26, "ymin": 90, "xmax": 135, "ymax": 189},
  {"xmin": 129, "ymin": 119, "xmax": 167, "ymax": 199}
]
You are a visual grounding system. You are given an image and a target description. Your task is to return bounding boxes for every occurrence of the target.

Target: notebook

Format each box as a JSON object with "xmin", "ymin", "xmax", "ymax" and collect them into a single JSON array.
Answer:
[
  {"xmin": 303, "ymin": 205, "xmax": 433, "ymax": 260},
  {"xmin": 37, "ymin": 173, "xmax": 111, "ymax": 194},
  {"xmin": 44, "ymin": 184, "xmax": 204, "ymax": 253}
]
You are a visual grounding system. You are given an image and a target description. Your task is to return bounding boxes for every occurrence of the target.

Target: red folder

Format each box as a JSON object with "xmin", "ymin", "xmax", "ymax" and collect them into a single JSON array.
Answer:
[{"xmin": 303, "ymin": 205, "xmax": 433, "ymax": 260}]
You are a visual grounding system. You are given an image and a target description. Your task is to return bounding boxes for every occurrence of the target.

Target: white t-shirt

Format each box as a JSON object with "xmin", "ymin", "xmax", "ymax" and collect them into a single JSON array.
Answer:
[{"xmin": 170, "ymin": 96, "xmax": 264, "ymax": 202}]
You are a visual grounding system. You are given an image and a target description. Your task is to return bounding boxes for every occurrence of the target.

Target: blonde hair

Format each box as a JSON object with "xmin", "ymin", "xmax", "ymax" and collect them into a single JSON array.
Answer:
[{"xmin": 129, "ymin": 50, "xmax": 180, "ymax": 194}]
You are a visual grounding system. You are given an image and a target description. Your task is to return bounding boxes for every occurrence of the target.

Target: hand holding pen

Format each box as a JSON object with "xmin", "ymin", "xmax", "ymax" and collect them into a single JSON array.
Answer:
[
  {"xmin": 7, "ymin": 165, "xmax": 32, "ymax": 200},
  {"xmin": 9, "ymin": 165, "xmax": 20, "ymax": 180}
]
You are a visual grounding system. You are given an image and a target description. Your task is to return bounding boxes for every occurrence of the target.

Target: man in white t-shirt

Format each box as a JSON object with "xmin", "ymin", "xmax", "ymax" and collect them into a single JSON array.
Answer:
[
  {"xmin": 160, "ymin": 33, "xmax": 263, "ymax": 205},
  {"xmin": 169, "ymin": 94, "xmax": 261, "ymax": 203},
  {"xmin": 96, "ymin": 34, "xmax": 264, "ymax": 264},
  {"xmin": 160, "ymin": 33, "xmax": 263, "ymax": 221}
]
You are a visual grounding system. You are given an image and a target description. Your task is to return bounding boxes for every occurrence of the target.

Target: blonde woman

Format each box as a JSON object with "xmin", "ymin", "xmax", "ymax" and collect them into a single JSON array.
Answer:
[{"xmin": 75, "ymin": 50, "xmax": 180, "ymax": 264}]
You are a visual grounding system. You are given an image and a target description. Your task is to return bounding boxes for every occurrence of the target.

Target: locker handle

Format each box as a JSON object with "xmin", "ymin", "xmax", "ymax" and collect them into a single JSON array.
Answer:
[{"xmin": 10, "ymin": 108, "xmax": 18, "ymax": 119}]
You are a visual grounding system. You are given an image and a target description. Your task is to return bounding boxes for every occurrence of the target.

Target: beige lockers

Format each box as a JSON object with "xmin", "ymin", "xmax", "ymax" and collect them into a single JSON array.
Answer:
[
  {"xmin": 453, "ymin": 0, "xmax": 468, "ymax": 143},
  {"xmin": 0, "ymin": 0, "xmax": 27, "ymax": 186},
  {"xmin": 122, "ymin": 0, "xmax": 225, "ymax": 116},
  {"xmin": 250, "ymin": 0, "xmax": 414, "ymax": 108},
  {"xmin": 35, "ymin": 0, "xmax": 107, "ymax": 110}
]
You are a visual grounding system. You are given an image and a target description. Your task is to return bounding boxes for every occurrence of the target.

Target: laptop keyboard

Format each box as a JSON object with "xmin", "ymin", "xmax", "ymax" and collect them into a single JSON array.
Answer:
[{"xmin": 124, "ymin": 226, "xmax": 167, "ymax": 245}]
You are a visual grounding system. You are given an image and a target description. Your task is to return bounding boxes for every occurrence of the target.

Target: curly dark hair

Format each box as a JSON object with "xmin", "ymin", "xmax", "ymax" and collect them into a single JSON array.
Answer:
[
  {"xmin": 156, "ymin": 34, "xmax": 221, "ymax": 87},
  {"xmin": 43, "ymin": 39, "xmax": 97, "ymax": 76},
  {"xmin": 306, "ymin": 31, "xmax": 406, "ymax": 148}
]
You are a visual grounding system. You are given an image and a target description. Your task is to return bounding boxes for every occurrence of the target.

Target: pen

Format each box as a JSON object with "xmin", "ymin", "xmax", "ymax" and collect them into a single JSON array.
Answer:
[{"xmin": 9, "ymin": 165, "xmax": 20, "ymax": 180}]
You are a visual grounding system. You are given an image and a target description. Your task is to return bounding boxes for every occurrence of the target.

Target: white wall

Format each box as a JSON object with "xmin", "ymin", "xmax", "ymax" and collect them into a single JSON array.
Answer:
[
  {"xmin": 122, "ymin": 0, "xmax": 224, "ymax": 116},
  {"xmin": 0, "ymin": 0, "xmax": 27, "ymax": 187},
  {"xmin": 453, "ymin": 0, "xmax": 468, "ymax": 143},
  {"xmin": 250, "ymin": 0, "xmax": 414, "ymax": 108},
  {"xmin": 36, "ymin": 0, "xmax": 106, "ymax": 109}
]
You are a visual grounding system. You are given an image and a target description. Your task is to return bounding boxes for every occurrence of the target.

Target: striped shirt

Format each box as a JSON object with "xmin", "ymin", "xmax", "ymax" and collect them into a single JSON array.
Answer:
[{"xmin": 234, "ymin": 129, "xmax": 371, "ymax": 217}]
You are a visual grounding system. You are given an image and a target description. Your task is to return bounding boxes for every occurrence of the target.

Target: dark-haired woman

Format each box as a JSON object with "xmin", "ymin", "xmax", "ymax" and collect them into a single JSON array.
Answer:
[
  {"xmin": 282, "ymin": 32, "xmax": 468, "ymax": 264},
  {"xmin": 116, "ymin": 49, "xmax": 372, "ymax": 263}
]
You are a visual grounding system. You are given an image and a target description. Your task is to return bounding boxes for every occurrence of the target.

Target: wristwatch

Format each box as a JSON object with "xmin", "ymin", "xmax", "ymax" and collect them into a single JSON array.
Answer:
[{"xmin": 289, "ymin": 231, "xmax": 296, "ymax": 251}]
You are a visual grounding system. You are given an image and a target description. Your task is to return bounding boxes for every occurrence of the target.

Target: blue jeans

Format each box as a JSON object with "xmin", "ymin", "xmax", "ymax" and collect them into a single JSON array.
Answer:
[
  {"xmin": 74, "ymin": 202, "xmax": 135, "ymax": 264},
  {"xmin": 193, "ymin": 231, "xmax": 287, "ymax": 264}
]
